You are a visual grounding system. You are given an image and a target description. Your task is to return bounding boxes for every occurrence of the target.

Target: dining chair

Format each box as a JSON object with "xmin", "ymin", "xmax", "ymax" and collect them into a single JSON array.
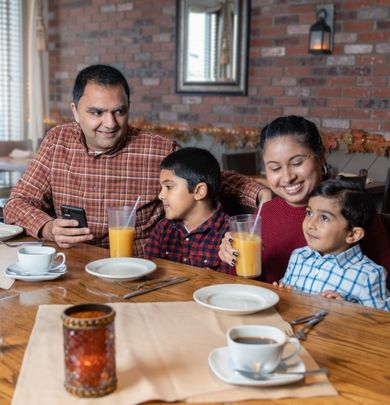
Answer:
[
  {"xmin": 221, "ymin": 151, "xmax": 259, "ymax": 175},
  {"xmin": 381, "ymin": 167, "xmax": 390, "ymax": 214},
  {"xmin": 219, "ymin": 194, "xmax": 255, "ymax": 216},
  {"xmin": 379, "ymin": 213, "xmax": 390, "ymax": 245},
  {"xmin": 335, "ymin": 168, "xmax": 368, "ymax": 190},
  {"xmin": 0, "ymin": 139, "xmax": 32, "ymax": 156}
]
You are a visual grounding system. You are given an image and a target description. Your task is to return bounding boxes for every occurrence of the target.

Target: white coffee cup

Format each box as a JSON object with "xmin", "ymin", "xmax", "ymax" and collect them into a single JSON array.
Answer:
[
  {"xmin": 17, "ymin": 246, "xmax": 66, "ymax": 275},
  {"xmin": 227, "ymin": 325, "xmax": 300, "ymax": 373}
]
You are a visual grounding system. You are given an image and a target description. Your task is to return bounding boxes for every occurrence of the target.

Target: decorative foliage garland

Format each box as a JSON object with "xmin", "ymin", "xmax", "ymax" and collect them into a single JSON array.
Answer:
[
  {"xmin": 132, "ymin": 119, "xmax": 390, "ymax": 157},
  {"xmin": 322, "ymin": 129, "xmax": 390, "ymax": 157},
  {"xmin": 130, "ymin": 118, "xmax": 260, "ymax": 149},
  {"xmin": 47, "ymin": 115, "xmax": 390, "ymax": 157}
]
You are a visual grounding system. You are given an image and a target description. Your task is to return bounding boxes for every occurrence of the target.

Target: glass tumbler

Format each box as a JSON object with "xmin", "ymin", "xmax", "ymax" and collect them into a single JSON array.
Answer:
[{"xmin": 62, "ymin": 303, "xmax": 117, "ymax": 397}]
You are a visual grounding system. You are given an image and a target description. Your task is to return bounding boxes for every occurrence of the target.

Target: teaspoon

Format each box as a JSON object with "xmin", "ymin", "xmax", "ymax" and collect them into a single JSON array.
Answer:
[{"xmin": 235, "ymin": 367, "xmax": 328, "ymax": 380}]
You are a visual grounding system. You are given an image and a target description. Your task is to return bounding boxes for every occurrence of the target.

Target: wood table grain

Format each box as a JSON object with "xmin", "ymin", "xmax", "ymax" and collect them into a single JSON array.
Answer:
[{"xmin": 0, "ymin": 242, "xmax": 389, "ymax": 404}]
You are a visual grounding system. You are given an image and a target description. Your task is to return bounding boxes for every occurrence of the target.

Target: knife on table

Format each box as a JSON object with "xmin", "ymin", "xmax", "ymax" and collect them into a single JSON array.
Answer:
[{"xmin": 123, "ymin": 276, "xmax": 189, "ymax": 299}]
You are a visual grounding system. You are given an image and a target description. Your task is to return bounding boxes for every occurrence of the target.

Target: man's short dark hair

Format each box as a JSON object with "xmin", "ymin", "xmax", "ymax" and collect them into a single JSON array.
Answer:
[
  {"xmin": 72, "ymin": 64, "xmax": 130, "ymax": 106},
  {"xmin": 160, "ymin": 147, "xmax": 221, "ymax": 206},
  {"xmin": 310, "ymin": 179, "xmax": 376, "ymax": 231}
]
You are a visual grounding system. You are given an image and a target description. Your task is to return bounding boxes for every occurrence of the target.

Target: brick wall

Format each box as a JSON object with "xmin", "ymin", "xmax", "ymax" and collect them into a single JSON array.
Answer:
[{"xmin": 48, "ymin": 0, "xmax": 390, "ymax": 135}]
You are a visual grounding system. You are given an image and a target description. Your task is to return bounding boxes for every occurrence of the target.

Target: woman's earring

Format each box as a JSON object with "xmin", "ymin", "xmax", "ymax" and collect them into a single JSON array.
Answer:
[{"xmin": 322, "ymin": 164, "xmax": 328, "ymax": 176}]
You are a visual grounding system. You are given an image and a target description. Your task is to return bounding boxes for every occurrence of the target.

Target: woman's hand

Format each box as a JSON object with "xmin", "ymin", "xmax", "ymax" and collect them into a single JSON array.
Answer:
[
  {"xmin": 218, "ymin": 232, "xmax": 238, "ymax": 267},
  {"xmin": 320, "ymin": 290, "xmax": 344, "ymax": 301}
]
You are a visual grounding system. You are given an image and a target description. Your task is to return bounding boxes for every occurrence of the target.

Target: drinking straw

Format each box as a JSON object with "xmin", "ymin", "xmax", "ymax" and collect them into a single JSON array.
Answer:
[
  {"xmin": 249, "ymin": 200, "xmax": 263, "ymax": 235},
  {"xmin": 125, "ymin": 196, "xmax": 141, "ymax": 228}
]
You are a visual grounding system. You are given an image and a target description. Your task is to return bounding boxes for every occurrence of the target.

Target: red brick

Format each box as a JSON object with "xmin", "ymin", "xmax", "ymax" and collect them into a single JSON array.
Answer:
[
  {"xmin": 351, "ymin": 120, "xmax": 381, "ymax": 131},
  {"xmin": 372, "ymin": 66, "xmax": 390, "ymax": 76},
  {"xmin": 261, "ymin": 26, "xmax": 286, "ymax": 36},
  {"xmin": 339, "ymin": 109, "xmax": 370, "ymax": 119},
  {"xmin": 344, "ymin": 0, "xmax": 375, "ymax": 9},
  {"xmin": 358, "ymin": 31, "xmax": 389, "ymax": 43},
  {"xmin": 328, "ymin": 77, "xmax": 356, "ymax": 86},
  {"xmin": 283, "ymin": 107, "xmax": 309, "ymax": 116},
  {"xmin": 310, "ymin": 108, "xmax": 338, "ymax": 118},
  {"xmin": 357, "ymin": 77, "xmax": 388, "ymax": 87},
  {"xmin": 374, "ymin": 110, "xmax": 390, "ymax": 121},
  {"xmin": 189, "ymin": 104, "xmax": 214, "ymax": 114},
  {"xmin": 274, "ymin": 97, "xmax": 299, "ymax": 106},
  {"xmin": 314, "ymin": 87, "xmax": 341, "ymax": 97},
  {"xmin": 261, "ymin": 87, "xmax": 284, "ymax": 97},
  {"xmin": 372, "ymin": 88, "xmax": 390, "ymax": 98},
  {"xmin": 357, "ymin": 55, "xmax": 387, "ymax": 66},
  {"xmin": 284, "ymin": 66, "xmax": 311, "ymax": 76},
  {"xmin": 344, "ymin": 21, "xmax": 374, "ymax": 32},
  {"xmin": 343, "ymin": 87, "xmax": 370, "ymax": 97},
  {"xmin": 251, "ymin": 38, "xmax": 274, "ymax": 47},
  {"xmin": 328, "ymin": 98, "xmax": 356, "ymax": 108}
]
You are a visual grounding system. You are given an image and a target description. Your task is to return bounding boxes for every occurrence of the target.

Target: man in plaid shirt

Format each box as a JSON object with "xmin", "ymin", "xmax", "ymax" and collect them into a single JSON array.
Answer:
[
  {"xmin": 145, "ymin": 147, "xmax": 233, "ymax": 274},
  {"xmin": 4, "ymin": 64, "xmax": 269, "ymax": 256}
]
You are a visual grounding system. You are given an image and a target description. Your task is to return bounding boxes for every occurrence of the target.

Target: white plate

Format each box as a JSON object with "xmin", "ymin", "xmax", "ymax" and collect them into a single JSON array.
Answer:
[
  {"xmin": 193, "ymin": 284, "xmax": 279, "ymax": 315},
  {"xmin": 208, "ymin": 346, "xmax": 304, "ymax": 387},
  {"xmin": 85, "ymin": 257, "xmax": 156, "ymax": 282},
  {"xmin": 0, "ymin": 223, "xmax": 24, "ymax": 241},
  {"xmin": 5, "ymin": 263, "xmax": 67, "ymax": 281}
]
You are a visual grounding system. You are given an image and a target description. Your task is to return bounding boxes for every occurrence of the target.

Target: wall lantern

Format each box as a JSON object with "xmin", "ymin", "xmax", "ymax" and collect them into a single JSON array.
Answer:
[{"xmin": 309, "ymin": 4, "xmax": 334, "ymax": 54}]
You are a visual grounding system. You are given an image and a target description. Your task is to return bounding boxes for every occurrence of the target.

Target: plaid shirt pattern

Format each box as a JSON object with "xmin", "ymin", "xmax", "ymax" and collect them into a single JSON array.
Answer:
[
  {"xmin": 144, "ymin": 203, "xmax": 234, "ymax": 274},
  {"xmin": 4, "ymin": 122, "xmax": 179, "ymax": 256},
  {"xmin": 5, "ymin": 122, "xmax": 263, "ymax": 257},
  {"xmin": 281, "ymin": 244, "xmax": 390, "ymax": 311}
]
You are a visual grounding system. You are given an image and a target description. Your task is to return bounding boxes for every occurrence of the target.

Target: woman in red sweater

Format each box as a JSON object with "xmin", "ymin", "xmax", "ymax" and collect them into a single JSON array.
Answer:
[{"xmin": 219, "ymin": 115, "xmax": 390, "ymax": 284}]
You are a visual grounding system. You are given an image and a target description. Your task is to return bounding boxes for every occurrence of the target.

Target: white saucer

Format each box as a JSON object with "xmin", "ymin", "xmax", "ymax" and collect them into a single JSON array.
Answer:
[
  {"xmin": 85, "ymin": 257, "xmax": 156, "ymax": 282},
  {"xmin": 193, "ymin": 284, "xmax": 279, "ymax": 315},
  {"xmin": 208, "ymin": 347, "xmax": 305, "ymax": 387},
  {"xmin": 5, "ymin": 263, "xmax": 67, "ymax": 281},
  {"xmin": 0, "ymin": 223, "xmax": 24, "ymax": 241}
]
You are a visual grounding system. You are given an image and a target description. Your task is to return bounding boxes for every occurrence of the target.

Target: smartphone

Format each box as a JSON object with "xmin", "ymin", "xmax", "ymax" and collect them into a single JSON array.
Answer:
[{"xmin": 61, "ymin": 205, "xmax": 88, "ymax": 228}]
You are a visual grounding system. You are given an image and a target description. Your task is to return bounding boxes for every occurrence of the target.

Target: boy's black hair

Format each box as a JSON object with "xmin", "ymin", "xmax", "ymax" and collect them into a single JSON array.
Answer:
[
  {"xmin": 73, "ymin": 64, "xmax": 130, "ymax": 107},
  {"xmin": 310, "ymin": 179, "xmax": 376, "ymax": 231},
  {"xmin": 160, "ymin": 147, "xmax": 221, "ymax": 207}
]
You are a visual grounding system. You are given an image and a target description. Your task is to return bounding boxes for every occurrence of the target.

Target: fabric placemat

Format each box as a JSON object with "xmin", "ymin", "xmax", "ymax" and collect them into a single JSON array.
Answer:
[
  {"xmin": 12, "ymin": 302, "xmax": 337, "ymax": 404},
  {"xmin": 0, "ymin": 245, "xmax": 17, "ymax": 289}
]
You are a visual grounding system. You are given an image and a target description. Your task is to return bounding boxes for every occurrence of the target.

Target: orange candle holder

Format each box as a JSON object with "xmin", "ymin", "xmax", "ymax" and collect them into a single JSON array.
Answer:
[{"xmin": 62, "ymin": 303, "xmax": 117, "ymax": 397}]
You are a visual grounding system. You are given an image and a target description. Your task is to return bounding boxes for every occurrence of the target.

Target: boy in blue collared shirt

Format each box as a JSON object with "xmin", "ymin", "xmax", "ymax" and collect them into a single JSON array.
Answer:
[{"xmin": 275, "ymin": 179, "xmax": 389, "ymax": 311}]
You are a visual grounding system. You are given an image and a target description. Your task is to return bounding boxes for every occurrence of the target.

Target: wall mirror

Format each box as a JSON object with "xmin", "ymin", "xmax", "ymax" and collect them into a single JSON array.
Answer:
[{"xmin": 176, "ymin": 0, "xmax": 250, "ymax": 95}]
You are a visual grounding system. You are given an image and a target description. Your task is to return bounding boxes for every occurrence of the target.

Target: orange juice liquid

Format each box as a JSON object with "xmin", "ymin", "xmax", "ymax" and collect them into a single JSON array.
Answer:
[
  {"xmin": 232, "ymin": 232, "xmax": 262, "ymax": 277},
  {"xmin": 109, "ymin": 227, "xmax": 135, "ymax": 257}
]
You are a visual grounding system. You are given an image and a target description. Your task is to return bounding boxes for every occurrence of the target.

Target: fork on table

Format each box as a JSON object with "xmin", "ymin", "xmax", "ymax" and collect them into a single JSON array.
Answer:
[
  {"xmin": 286, "ymin": 312, "xmax": 328, "ymax": 340},
  {"xmin": 0, "ymin": 240, "xmax": 43, "ymax": 248}
]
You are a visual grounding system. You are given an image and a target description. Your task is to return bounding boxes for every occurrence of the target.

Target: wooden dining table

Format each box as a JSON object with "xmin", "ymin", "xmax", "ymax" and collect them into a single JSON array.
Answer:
[{"xmin": 0, "ymin": 241, "xmax": 389, "ymax": 405}]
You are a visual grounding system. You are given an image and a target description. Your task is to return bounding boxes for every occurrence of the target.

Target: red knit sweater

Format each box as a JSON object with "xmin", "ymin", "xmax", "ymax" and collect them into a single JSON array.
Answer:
[{"xmin": 259, "ymin": 197, "xmax": 390, "ymax": 286}]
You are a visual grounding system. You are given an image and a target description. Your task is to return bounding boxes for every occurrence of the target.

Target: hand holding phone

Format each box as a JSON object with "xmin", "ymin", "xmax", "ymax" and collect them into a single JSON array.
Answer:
[{"xmin": 61, "ymin": 205, "xmax": 88, "ymax": 228}]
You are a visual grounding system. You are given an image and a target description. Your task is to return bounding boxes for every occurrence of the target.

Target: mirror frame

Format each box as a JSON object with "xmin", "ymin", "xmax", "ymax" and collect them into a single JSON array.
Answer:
[{"xmin": 176, "ymin": 0, "xmax": 250, "ymax": 96}]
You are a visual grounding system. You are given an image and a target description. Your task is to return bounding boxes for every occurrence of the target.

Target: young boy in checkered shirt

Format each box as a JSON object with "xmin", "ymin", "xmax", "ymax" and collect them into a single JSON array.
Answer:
[
  {"xmin": 144, "ymin": 147, "xmax": 233, "ymax": 274},
  {"xmin": 275, "ymin": 179, "xmax": 389, "ymax": 311}
]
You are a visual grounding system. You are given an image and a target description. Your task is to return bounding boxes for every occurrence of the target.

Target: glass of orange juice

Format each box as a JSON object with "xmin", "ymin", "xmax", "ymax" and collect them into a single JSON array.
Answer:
[
  {"xmin": 107, "ymin": 206, "xmax": 136, "ymax": 257},
  {"xmin": 229, "ymin": 214, "xmax": 261, "ymax": 278}
]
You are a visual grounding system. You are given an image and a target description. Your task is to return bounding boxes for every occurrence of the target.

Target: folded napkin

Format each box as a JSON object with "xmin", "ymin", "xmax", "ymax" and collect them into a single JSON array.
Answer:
[
  {"xmin": 12, "ymin": 302, "xmax": 336, "ymax": 404},
  {"xmin": 9, "ymin": 148, "xmax": 34, "ymax": 159},
  {"xmin": 0, "ymin": 245, "xmax": 17, "ymax": 289}
]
